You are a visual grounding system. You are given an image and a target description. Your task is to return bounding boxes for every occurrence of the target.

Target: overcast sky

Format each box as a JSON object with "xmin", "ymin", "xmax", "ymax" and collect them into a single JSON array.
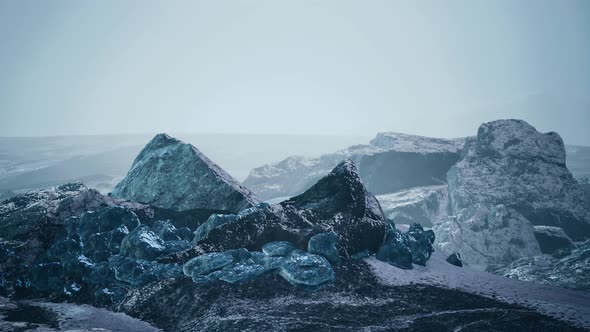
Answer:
[{"xmin": 1, "ymin": 0, "xmax": 589, "ymax": 144}]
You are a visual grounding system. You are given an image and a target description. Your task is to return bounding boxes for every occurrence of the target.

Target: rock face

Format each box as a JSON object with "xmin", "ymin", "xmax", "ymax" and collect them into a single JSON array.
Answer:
[
  {"xmin": 194, "ymin": 160, "xmax": 388, "ymax": 259},
  {"xmin": 244, "ymin": 133, "xmax": 465, "ymax": 200},
  {"xmin": 434, "ymin": 204, "xmax": 542, "ymax": 270},
  {"xmin": 495, "ymin": 241, "xmax": 590, "ymax": 291},
  {"xmin": 377, "ymin": 185, "xmax": 449, "ymax": 227},
  {"xmin": 112, "ymin": 134, "xmax": 260, "ymax": 213},
  {"xmin": 447, "ymin": 119, "xmax": 590, "ymax": 240},
  {"xmin": 533, "ymin": 226, "xmax": 573, "ymax": 254}
]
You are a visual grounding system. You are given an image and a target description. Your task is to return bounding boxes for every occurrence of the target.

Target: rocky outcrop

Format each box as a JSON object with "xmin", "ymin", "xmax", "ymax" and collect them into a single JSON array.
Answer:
[
  {"xmin": 533, "ymin": 226, "xmax": 573, "ymax": 254},
  {"xmin": 112, "ymin": 134, "xmax": 260, "ymax": 213},
  {"xmin": 434, "ymin": 204, "xmax": 542, "ymax": 270},
  {"xmin": 495, "ymin": 241, "xmax": 590, "ymax": 291},
  {"xmin": 377, "ymin": 185, "xmax": 449, "ymax": 227},
  {"xmin": 447, "ymin": 119, "xmax": 590, "ymax": 240},
  {"xmin": 244, "ymin": 133, "xmax": 465, "ymax": 200},
  {"xmin": 194, "ymin": 160, "xmax": 388, "ymax": 259}
]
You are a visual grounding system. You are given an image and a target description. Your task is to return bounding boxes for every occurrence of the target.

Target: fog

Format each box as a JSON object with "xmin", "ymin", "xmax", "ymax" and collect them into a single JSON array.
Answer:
[{"xmin": 1, "ymin": 0, "xmax": 589, "ymax": 145}]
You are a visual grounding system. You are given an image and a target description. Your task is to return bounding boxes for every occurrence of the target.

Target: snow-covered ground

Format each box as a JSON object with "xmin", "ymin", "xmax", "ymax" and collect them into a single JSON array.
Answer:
[
  {"xmin": 0, "ymin": 298, "xmax": 160, "ymax": 332},
  {"xmin": 367, "ymin": 251, "xmax": 590, "ymax": 329}
]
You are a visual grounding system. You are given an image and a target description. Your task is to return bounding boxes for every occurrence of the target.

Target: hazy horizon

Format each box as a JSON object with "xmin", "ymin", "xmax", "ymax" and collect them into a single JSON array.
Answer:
[{"xmin": 1, "ymin": 1, "xmax": 589, "ymax": 144}]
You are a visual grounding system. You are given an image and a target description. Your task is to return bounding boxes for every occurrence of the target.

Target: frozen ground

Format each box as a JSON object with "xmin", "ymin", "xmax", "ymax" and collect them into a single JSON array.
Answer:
[
  {"xmin": 0, "ymin": 297, "xmax": 160, "ymax": 332},
  {"xmin": 367, "ymin": 251, "xmax": 590, "ymax": 329}
]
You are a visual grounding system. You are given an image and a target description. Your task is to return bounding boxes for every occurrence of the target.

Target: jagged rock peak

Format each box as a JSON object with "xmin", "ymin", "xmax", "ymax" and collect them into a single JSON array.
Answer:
[
  {"xmin": 111, "ymin": 133, "xmax": 260, "ymax": 213},
  {"xmin": 286, "ymin": 160, "xmax": 384, "ymax": 220}
]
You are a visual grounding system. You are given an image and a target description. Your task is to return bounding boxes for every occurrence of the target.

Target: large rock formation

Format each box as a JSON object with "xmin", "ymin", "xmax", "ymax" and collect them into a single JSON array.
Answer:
[
  {"xmin": 244, "ymin": 133, "xmax": 464, "ymax": 200},
  {"xmin": 434, "ymin": 204, "xmax": 542, "ymax": 270},
  {"xmin": 112, "ymin": 134, "xmax": 260, "ymax": 213},
  {"xmin": 194, "ymin": 160, "xmax": 388, "ymax": 259},
  {"xmin": 447, "ymin": 119, "xmax": 590, "ymax": 240}
]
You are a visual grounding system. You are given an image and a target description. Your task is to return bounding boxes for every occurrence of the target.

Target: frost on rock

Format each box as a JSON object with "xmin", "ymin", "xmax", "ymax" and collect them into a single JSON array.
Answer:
[
  {"xmin": 111, "ymin": 133, "xmax": 260, "ymax": 213},
  {"xmin": 377, "ymin": 185, "xmax": 449, "ymax": 227},
  {"xmin": 194, "ymin": 160, "xmax": 388, "ymax": 259},
  {"xmin": 244, "ymin": 134, "xmax": 465, "ymax": 200},
  {"xmin": 447, "ymin": 119, "xmax": 590, "ymax": 241},
  {"xmin": 495, "ymin": 241, "xmax": 590, "ymax": 291},
  {"xmin": 434, "ymin": 204, "xmax": 542, "ymax": 270}
]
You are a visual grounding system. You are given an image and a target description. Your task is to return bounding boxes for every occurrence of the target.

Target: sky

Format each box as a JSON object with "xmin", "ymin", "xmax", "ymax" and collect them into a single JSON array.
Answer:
[{"xmin": 1, "ymin": 0, "xmax": 589, "ymax": 145}]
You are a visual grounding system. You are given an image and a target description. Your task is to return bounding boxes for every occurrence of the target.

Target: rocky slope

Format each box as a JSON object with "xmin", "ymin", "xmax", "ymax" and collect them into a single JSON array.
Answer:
[
  {"xmin": 112, "ymin": 134, "xmax": 260, "ymax": 213},
  {"xmin": 244, "ymin": 133, "xmax": 465, "ymax": 200}
]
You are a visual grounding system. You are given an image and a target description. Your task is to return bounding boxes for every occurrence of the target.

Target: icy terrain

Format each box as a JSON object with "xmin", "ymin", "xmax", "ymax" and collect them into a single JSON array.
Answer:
[{"xmin": 368, "ymin": 251, "xmax": 590, "ymax": 329}]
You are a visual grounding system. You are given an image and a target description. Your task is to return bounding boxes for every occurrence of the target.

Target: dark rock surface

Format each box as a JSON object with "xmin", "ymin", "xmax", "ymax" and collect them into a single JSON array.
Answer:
[
  {"xmin": 446, "ymin": 253, "xmax": 463, "ymax": 267},
  {"xmin": 120, "ymin": 260, "xmax": 583, "ymax": 332},
  {"xmin": 194, "ymin": 160, "xmax": 388, "ymax": 259},
  {"xmin": 112, "ymin": 133, "xmax": 260, "ymax": 213},
  {"xmin": 376, "ymin": 223, "xmax": 435, "ymax": 269},
  {"xmin": 533, "ymin": 226, "xmax": 574, "ymax": 254}
]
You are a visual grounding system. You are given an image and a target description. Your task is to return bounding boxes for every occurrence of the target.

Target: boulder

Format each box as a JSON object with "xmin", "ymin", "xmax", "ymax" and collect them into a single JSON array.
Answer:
[
  {"xmin": 446, "ymin": 253, "xmax": 463, "ymax": 267},
  {"xmin": 111, "ymin": 134, "xmax": 260, "ymax": 213},
  {"xmin": 262, "ymin": 241, "xmax": 296, "ymax": 257},
  {"xmin": 376, "ymin": 222, "xmax": 435, "ymax": 269},
  {"xmin": 182, "ymin": 246, "xmax": 335, "ymax": 287},
  {"xmin": 447, "ymin": 119, "xmax": 590, "ymax": 240},
  {"xmin": 307, "ymin": 232, "xmax": 340, "ymax": 264},
  {"xmin": 434, "ymin": 204, "xmax": 542, "ymax": 270},
  {"xmin": 533, "ymin": 226, "xmax": 573, "ymax": 254},
  {"xmin": 278, "ymin": 250, "xmax": 335, "ymax": 287}
]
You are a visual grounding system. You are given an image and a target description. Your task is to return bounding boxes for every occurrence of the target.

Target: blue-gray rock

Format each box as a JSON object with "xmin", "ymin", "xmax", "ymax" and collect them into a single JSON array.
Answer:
[
  {"xmin": 120, "ymin": 225, "xmax": 165, "ymax": 260},
  {"xmin": 446, "ymin": 253, "xmax": 463, "ymax": 267},
  {"xmin": 376, "ymin": 222, "xmax": 435, "ymax": 269},
  {"xmin": 278, "ymin": 250, "xmax": 335, "ymax": 287},
  {"xmin": 308, "ymin": 232, "xmax": 341, "ymax": 264},
  {"xmin": 262, "ymin": 241, "xmax": 296, "ymax": 257},
  {"xmin": 111, "ymin": 133, "xmax": 260, "ymax": 213},
  {"xmin": 183, "ymin": 252, "xmax": 235, "ymax": 281}
]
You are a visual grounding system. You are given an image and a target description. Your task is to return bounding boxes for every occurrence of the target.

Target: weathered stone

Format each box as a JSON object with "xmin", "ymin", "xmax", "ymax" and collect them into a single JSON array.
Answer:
[{"xmin": 111, "ymin": 133, "xmax": 260, "ymax": 213}]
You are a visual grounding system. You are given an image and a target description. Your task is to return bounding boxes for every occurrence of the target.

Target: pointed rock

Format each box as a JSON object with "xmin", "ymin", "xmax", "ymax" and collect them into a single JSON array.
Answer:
[
  {"xmin": 111, "ymin": 134, "xmax": 260, "ymax": 213},
  {"xmin": 195, "ymin": 160, "xmax": 388, "ymax": 258}
]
